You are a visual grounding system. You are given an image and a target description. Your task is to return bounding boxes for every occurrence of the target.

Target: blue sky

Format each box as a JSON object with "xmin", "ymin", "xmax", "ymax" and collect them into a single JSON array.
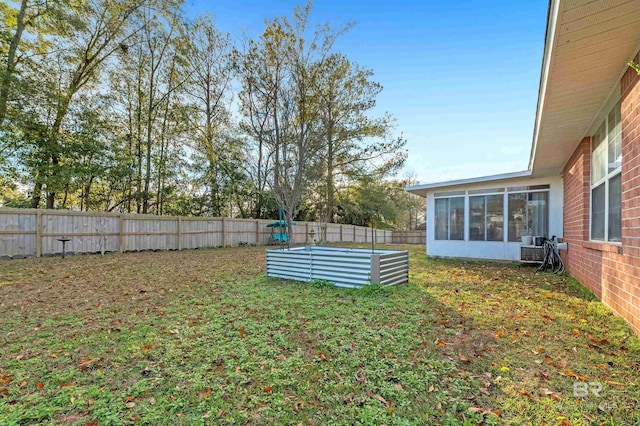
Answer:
[{"xmin": 187, "ymin": 0, "xmax": 548, "ymax": 184}]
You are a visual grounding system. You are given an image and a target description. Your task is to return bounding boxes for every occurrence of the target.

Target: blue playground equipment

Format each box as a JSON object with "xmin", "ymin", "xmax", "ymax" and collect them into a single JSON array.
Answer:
[{"xmin": 266, "ymin": 207, "xmax": 295, "ymax": 248}]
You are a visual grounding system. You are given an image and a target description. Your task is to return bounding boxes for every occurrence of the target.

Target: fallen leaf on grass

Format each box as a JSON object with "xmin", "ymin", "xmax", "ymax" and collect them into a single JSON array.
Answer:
[
  {"xmin": 123, "ymin": 395, "xmax": 135, "ymax": 403},
  {"xmin": 293, "ymin": 401, "xmax": 305, "ymax": 412},
  {"xmin": 565, "ymin": 369, "xmax": 588, "ymax": 381},
  {"xmin": 239, "ymin": 326, "xmax": 248, "ymax": 338},
  {"xmin": 0, "ymin": 388, "xmax": 7, "ymax": 394},
  {"xmin": 589, "ymin": 335, "xmax": 609, "ymax": 344},
  {"xmin": 541, "ymin": 387, "xmax": 560, "ymax": 400},
  {"xmin": 394, "ymin": 384, "xmax": 404, "ymax": 392},
  {"xmin": 148, "ymin": 397, "xmax": 156, "ymax": 404},
  {"xmin": 36, "ymin": 382, "xmax": 44, "ymax": 389},
  {"xmin": 0, "ymin": 375, "xmax": 11, "ymax": 384},
  {"xmin": 199, "ymin": 389, "xmax": 212, "ymax": 399},
  {"xmin": 375, "ymin": 394, "xmax": 389, "ymax": 406},
  {"xmin": 459, "ymin": 354, "xmax": 470, "ymax": 362},
  {"xmin": 263, "ymin": 386, "xmax": 273, "ymax": 394},
  {"xmin": 537, "ymin": 371, "xmax": 550, "ymax": 380},
  {"xmin": 518, "ymin": 389, "xmax": 533, "ymax": 399},
  {"xmin": 469, "ymin": 407, "xmax": 499, "ymax": 416},
  {"xmin": 606, "ymin": 380, "xmax": 624, "ymax": 386},
  {"xmin": 78, "ymin": 358, "xmax": 101, "ymax": 371},
  {"xmin": 141, "ymin": 344, "xmax": 153, "ymax": 354},
  {"xmin": 126, "ymin": 402, "xmax": 136, "ymax": 408}
]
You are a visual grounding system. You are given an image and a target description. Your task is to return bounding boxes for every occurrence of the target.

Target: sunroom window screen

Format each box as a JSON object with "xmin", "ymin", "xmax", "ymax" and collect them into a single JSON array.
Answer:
[
  {"xmin": 507, "ymin": 192, "xmax": 549, "ymax": 242},
  {"xmin": 434, "ymin": 197, "xmax": 464, "ymax": 240},
  {"xmin": 470, "ymin": 195, "xmax": 503, "ymax": 241}
]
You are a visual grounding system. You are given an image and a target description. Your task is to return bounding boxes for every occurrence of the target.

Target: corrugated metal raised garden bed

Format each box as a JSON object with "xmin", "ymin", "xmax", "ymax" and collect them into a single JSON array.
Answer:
[{"xmin": 266, "ymin": 246, "xmax": 409, "ymax": 288}]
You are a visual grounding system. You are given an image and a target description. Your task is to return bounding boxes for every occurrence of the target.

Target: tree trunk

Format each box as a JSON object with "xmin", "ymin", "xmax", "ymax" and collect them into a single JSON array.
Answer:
[
  {"xmin": 325, "ymin": 118, "xmax": 334, "ymax": 224},
  {"xmin": 0, "ymin": 0, "xmax": 28, "ymax": 124},
  {"xmin": 30, "ymin": 181, "xmax": 42, "ymax": 208}
]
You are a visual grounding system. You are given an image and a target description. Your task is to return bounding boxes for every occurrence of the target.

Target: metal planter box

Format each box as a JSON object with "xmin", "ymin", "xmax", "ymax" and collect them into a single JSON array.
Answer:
[{"xmin": 266, "ymin": 246, "xmax": 409, "ymax": 288}]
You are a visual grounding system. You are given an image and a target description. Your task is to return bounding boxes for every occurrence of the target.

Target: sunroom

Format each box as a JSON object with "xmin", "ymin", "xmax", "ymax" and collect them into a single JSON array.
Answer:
[{"xmin": 406, "ymin": 173, "xmax": 563, "ymax": 261}]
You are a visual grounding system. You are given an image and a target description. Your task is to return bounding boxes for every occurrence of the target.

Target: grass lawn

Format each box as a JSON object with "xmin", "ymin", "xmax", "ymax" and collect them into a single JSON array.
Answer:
[{"xmin": 1, "ymin": 244, "xmax": 639, "ymax": 425}]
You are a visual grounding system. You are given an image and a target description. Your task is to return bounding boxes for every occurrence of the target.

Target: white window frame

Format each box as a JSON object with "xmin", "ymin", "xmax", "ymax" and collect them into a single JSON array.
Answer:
[
  {"xmin": 590, "ymin": 101, "xmax": 622, "ymax": 243},
  {"xmin": 506, "ymin": 186, "xmax": 550, "ymax": 242},
  {"xmin": 434, "ymin": 195, "xmax": 465, "ymax": 241},
  {"xmin": 468, "ymin": 192, "xmax": 504, "ymax": 242}
]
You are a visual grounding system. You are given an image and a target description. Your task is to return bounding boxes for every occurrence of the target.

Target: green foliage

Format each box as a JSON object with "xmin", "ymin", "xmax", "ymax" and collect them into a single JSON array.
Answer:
[
  {"xmin": 307, "ymin": 278, "xmax": 335, "ymax": 289},
  {"xmin": 358, "ymin": 282, "xmax": 389, "ymax": 296}
]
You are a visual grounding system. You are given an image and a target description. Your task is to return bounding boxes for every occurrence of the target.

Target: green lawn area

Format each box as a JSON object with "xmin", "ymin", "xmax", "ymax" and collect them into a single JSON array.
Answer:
[{"xmin": 1, "ymin": 245, "xmax": 639, "ymax": 425}]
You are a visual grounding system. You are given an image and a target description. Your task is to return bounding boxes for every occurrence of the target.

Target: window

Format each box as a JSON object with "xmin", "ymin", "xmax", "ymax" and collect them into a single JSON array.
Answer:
[
  {"xmin": 435, "ymin": 197, "xmax": 464, "ymax": 240},
  {"xmin": 507, "ymin": 191, "xmax": 549, "ymax": 242},
  {"xmin": 591, "ymin": 102, "xmax": 622, "ymax": 242},
  {"xmin": 469, "ymin": 194, "xmax": 503, "ymax": 241}
]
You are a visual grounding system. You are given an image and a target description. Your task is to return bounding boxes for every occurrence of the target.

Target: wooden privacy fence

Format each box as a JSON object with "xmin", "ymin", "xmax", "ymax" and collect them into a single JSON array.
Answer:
[
  {"xmin": 392, "ymin": 230, "xmax": 426, "ymax": 244},
  {"xmin": 0, "ymin": 208, "xmax": 406, "ymax": 258}
]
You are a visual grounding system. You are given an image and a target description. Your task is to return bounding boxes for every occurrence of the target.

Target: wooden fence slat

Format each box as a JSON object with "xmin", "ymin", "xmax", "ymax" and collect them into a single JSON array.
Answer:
[{"xmin": 36, "ymin": 210, "xmax": 42, "ymax": 257}]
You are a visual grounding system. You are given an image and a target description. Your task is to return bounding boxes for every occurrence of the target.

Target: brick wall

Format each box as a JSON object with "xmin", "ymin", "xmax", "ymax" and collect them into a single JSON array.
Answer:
[{"xmin": 562, "ymin": 65, "xmax": 640, "ymax": 336}]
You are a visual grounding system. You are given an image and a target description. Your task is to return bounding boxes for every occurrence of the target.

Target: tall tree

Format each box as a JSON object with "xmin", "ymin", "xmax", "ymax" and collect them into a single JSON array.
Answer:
[
  {"xmin": 26, "ymin": 0, "xmax": 147, "ymax": 208},
  {"xmin": 315, "ymin": 53, "xmax": 406, "ymax": 223},
  {"xmin": 239, "ymin": 2, "xmax": 350, "ymax": 242},
  {"xmin": 184, "ymin": 14, "xmax": 238, "ymax": 216}
]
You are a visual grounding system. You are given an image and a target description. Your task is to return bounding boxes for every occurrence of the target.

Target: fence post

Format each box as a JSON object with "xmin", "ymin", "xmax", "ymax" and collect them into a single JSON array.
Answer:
[
  {"xmin": 177, "ymin": 217, "xmax": 182, "ymax": 251},
  {"xmin": 255, "ymin": 220, "xmax": 260, "ymax": 245},
  {"xmin": 340, "ymin": 224, "xmax": 343, "ymax": 242},
  {"xmin": 36, "ymin": 210, "xmax": 42, "ymax": 257},
  {"xmin": 119, "ymin": 214, "xmax": 125, "ymax": 253},
  {"xmin": 221, "ymin": 217, "xmax": 227, "ymax": 247},
  {"xmin": 306, "ymin": 223, "xmax": 309, "ymax": 243},
  {"xmin": 353, "ymin": 225, "xmax": 356, "ymax": 242}
]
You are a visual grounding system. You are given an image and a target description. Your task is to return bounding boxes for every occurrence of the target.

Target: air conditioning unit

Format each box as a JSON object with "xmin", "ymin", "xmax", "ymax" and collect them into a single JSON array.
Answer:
[{"xmin": 520, "ymin": 245, "xmax": 544, "ymax": 263}]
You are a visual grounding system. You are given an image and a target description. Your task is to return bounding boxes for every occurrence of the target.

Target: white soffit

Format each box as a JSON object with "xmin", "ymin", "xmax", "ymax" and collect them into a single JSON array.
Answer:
[
  {"xmin": 530, "ymin": 0, "xmax": 640, "ymax": 177},
  {"xmin": 405, "ymin": 170, "xmax": 532, "ymax": 198}
]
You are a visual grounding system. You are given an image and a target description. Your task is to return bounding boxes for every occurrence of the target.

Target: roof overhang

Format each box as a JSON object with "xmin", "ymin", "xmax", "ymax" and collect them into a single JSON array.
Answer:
[
  {"xmin": 530, "ymin": 0, "xmax": 640, "ymax": 176},
  {"xmin": 405, "ymin": 170, "xmax": 531, "ymax": 198}
]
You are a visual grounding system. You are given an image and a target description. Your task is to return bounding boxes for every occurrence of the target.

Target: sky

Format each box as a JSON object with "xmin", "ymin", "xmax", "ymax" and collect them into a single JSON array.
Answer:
[{"xmin": 186, "ymin": 0, "xmax": 548, "ymax": 185}]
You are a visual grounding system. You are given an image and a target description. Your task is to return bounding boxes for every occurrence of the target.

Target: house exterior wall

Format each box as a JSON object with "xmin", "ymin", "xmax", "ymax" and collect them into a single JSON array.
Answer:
[
  {"xmin": 561, "ymin": 64, "xmax": 640, "ymax": 336},
  {"xmin": 425, "ymin": 176, "xmax": 564, "ymax": 261}
]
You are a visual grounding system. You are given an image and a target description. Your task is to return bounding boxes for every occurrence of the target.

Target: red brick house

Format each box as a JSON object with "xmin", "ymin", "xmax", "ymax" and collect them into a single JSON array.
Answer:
[{"xmin": 407, "ymin": 0, "xmax": 640, "ymax": 335}]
